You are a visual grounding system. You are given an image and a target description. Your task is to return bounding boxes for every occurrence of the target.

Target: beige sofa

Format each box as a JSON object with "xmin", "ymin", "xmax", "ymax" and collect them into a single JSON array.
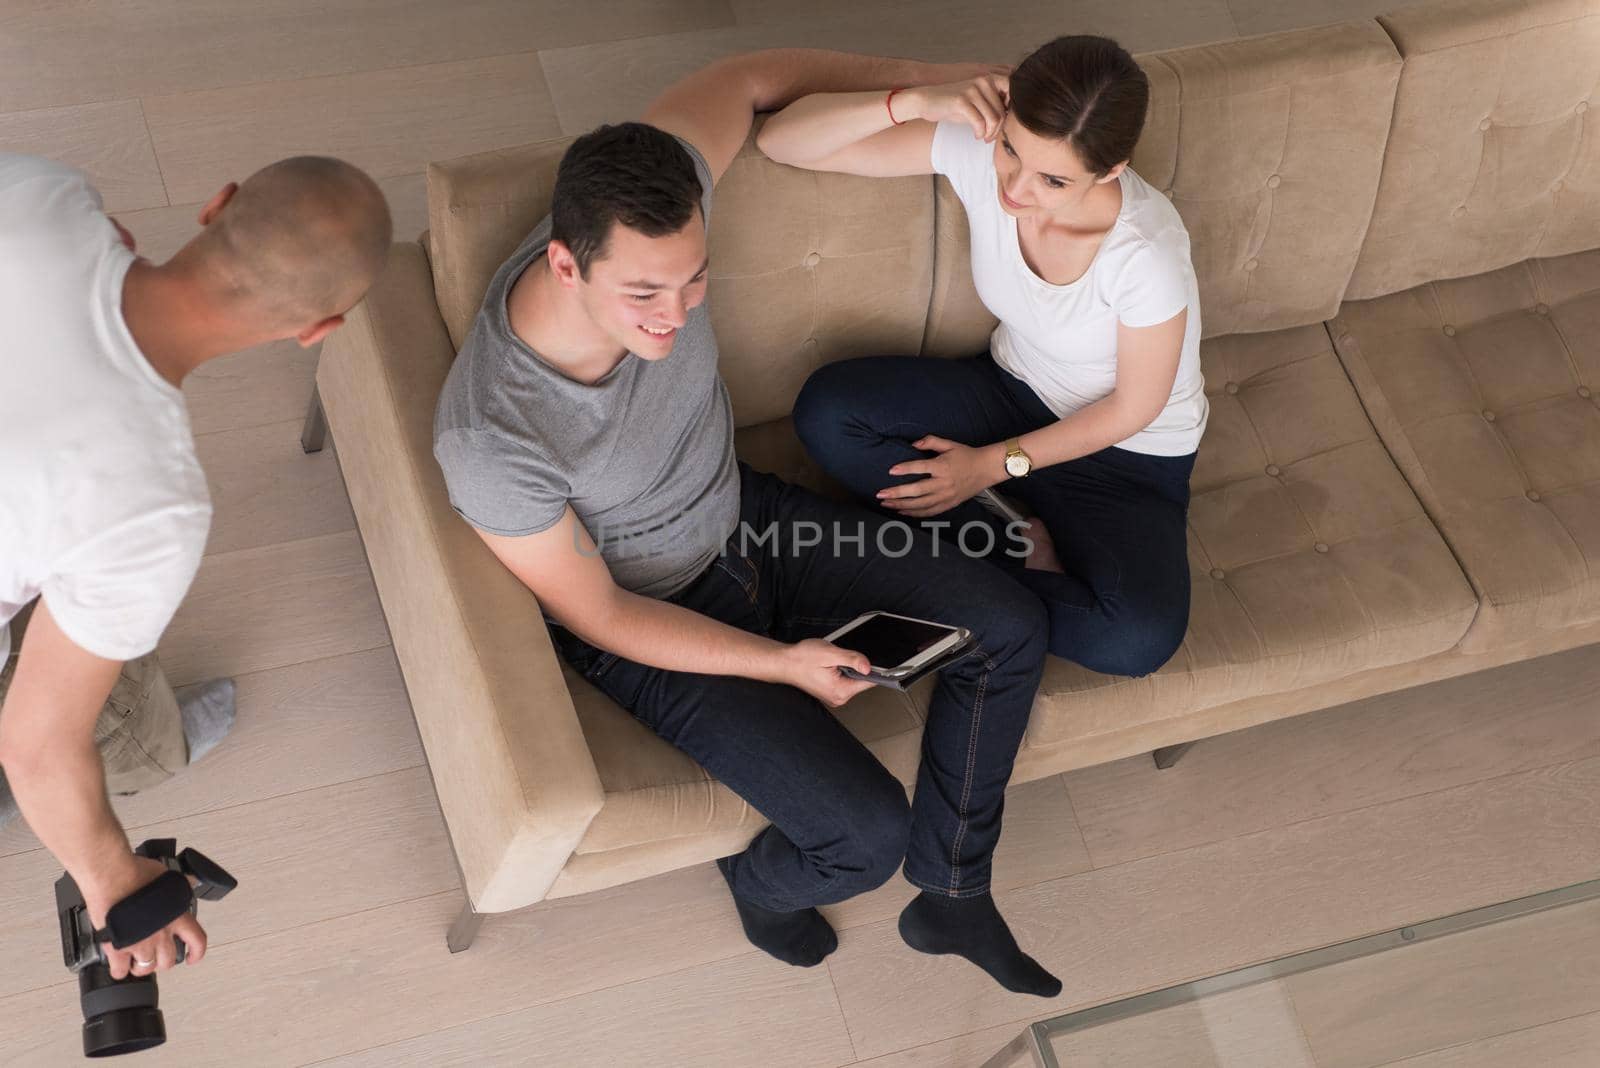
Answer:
[{"xmin": 312, "ymin": 0, "xmax": 1600, "ymax": 947}]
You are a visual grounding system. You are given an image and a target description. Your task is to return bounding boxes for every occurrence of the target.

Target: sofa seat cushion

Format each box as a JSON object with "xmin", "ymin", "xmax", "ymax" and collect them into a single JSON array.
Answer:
[
  {"xmin": 1333, "ymin": 250, "xmax": 1600, "ymax": 652},
  {"xmin": 1024, "ymin": 324, "xmax": 1479, "ymax": 749}
]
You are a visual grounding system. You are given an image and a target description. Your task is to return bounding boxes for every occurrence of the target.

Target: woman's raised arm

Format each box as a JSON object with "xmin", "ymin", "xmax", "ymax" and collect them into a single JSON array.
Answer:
[{"xmin": 757, "ymin": 70, "xmax": 1009, "ymax": 178}]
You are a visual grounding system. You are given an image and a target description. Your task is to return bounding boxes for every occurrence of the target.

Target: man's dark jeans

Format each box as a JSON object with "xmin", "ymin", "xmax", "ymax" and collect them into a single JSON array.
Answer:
[
  {"xmin": 550, "ymin": 463, "xmax": 1047, "ymax": 911},
  {"xmin": 793, "ymin": 353, "xmax": 1196, "ymax": 677}
]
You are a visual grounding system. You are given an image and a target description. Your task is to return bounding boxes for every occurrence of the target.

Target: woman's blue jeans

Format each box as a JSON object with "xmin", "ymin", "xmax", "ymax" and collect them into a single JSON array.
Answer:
[{"xmin": 793, "ymin": 353, "xmax": 1195, "ymax": 677}]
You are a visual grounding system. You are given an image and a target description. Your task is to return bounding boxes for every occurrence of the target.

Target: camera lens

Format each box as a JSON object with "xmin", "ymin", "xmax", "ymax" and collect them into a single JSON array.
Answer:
[{"xmin": 78, "ymin": 964, "xmax": 166, "ymax": 1057}]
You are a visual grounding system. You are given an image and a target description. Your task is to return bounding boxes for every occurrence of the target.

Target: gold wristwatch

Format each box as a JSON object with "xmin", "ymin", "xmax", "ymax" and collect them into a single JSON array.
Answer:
[{"xmin": 1003, "ymin": 437, "xmax": 1033, "ymax": 478}]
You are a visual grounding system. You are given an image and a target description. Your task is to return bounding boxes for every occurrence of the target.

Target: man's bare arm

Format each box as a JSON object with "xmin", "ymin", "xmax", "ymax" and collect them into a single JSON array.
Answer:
[
  {"xmin": 0, "ymin": 600, "xmax": 207, "ymax": 978},
  {"xmin": 477, "ymin": 506, "xmax": 870, "ymax": 708},
  {"xmin": 642, "ymin": 49, "xmax": 1002, "ymax": 185}
]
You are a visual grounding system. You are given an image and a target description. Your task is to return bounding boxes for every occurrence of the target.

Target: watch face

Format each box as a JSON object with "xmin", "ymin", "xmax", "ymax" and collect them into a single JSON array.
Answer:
[{"xmin": 1005, "ymin": 453, "xmax": 1030, "ymax": 477}]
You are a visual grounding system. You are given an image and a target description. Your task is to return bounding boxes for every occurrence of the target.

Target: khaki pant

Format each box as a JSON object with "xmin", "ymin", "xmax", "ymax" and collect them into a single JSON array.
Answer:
[{"xmin": 0, "ymin": 600, "xmax": 189, "ymax": 805}]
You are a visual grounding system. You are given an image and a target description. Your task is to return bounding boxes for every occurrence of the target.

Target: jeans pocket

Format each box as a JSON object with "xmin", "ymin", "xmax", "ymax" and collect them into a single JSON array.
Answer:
[
  {"xmin": 714, "ymin": 551, "xmax": 760, "ymax": 606},
  {"xmin": 587, "ymin": 651, "xmax": 620, "ymax": 681}
]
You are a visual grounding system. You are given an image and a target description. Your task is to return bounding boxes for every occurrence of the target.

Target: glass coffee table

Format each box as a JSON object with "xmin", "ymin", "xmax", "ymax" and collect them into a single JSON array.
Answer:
[{"xmin": 984, "ymin": 877, "xmax": 1600, "ymax": 1067}]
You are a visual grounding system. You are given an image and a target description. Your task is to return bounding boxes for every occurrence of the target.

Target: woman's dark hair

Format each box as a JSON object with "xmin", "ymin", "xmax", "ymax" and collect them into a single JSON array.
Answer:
[
  {"xmin": 1008, "ymin": 36, "xmax": 1149, "ymax": 177},
  {"xmin": 550, "ymin": 122, "xmax": 703, "ymax": 277}
]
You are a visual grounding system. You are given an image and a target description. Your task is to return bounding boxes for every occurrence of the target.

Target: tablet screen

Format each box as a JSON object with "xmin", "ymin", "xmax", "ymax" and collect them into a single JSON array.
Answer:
[{"xmin": 830, "ymin": 614, "xmax": 958, "ymax": 668}]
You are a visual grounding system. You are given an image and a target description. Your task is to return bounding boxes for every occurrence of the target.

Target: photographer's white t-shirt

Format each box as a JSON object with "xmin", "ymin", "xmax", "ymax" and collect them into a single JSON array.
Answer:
[
  {"xmin": 931, "ymin": 121, "xmax": 1208, "ymax": 456},
  {"xmin": 0, "ymin": 153, "xmax": 211, "ymax": 662}
]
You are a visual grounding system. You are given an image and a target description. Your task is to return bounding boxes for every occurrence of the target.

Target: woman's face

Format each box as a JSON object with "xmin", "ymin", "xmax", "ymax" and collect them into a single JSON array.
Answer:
[{"xmin": 992, "ymin": 114, "xmax": 1124, "ymax": 219}]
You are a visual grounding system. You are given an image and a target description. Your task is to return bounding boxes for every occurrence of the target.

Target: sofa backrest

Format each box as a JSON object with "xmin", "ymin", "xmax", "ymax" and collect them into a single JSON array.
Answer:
[
  {"xmin": 428, "ymin": 129, "xmax": 935, "ymax": 429},
  {"xmin": 923, "ymin": 20, "xmax": 1404, "ymax": 357},
  {"xmin": 1346, "ymin": 0, "xmax": 1600, "ymax": 301},
  {"xmin": 428, "ymin": 140, "xmax": 569, "ymax": 356}
]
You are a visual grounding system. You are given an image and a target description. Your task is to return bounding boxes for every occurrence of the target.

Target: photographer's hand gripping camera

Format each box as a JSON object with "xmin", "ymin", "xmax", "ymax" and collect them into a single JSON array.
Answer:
[{"xmin": 55, "ymin": 839, "xmax": 237, "ymax": 1058}]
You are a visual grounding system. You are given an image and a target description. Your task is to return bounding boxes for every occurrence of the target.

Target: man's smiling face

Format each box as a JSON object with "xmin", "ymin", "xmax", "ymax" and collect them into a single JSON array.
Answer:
[{"xmin": 577, "ymin": 210, "xmax": 709, "ymax": 359}]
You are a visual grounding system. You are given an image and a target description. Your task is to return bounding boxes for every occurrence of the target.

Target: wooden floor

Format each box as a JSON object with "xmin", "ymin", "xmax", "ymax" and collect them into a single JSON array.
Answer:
[{"xmin": 5, "ymin": 1, "xmax": 1598, "ymax": 1065}]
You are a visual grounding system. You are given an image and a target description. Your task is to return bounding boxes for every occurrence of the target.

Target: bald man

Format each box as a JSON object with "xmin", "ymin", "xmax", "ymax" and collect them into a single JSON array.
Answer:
[{"xmin": 0, "ymin": 152, "xmax": 390, "ymax": 981}]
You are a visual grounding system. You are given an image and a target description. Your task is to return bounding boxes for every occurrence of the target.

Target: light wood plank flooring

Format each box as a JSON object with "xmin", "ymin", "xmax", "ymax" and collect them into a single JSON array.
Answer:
[{"xmin": 2, "ymin": 1, "xmax": 1591, "ymax": 1064}]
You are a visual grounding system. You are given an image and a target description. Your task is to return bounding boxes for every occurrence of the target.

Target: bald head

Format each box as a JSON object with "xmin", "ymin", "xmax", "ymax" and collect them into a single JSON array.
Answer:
[{"xmin": 188, "ymin": 156, "xmax": 392, "ymax": 328}]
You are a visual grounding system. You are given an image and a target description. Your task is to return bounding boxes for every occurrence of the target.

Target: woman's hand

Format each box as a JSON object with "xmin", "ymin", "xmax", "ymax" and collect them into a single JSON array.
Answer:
[
  {"xmin": 899, "ymin": 73, "xmax": 1010, "ymax": 142},
  {"xmin": 877, "ymin": 436, "xmax": 1002, "ymax": 518}
]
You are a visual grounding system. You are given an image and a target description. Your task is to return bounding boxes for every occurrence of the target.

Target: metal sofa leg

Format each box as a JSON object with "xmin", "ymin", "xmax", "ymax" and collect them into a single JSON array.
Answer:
[
  {"xmin": 300, "ymin": 384, "xmax": 328, "ymax": 454},
  {"xmin": 446, "ymin": 897, "xmax": 484, "ymax": 954},
  {"xmin": 1152, "ymin": 741, "xmax": 1196, "ymax": 770}
]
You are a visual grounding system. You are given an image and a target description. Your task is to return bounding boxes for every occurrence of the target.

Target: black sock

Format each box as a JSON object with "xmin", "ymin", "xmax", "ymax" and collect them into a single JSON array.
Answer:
[
  {"xmin": 898, "ymin": 890, "xmax": 1061, "ymax": 997},
  {"xmin": 717, "ymin": 857, "xmax": 838, "ymax": 968}
]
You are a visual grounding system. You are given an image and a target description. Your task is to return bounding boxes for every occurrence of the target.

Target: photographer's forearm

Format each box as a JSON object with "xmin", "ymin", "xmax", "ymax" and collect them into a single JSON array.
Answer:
[
  {"xmin": 1, "ymin": 732, "xmax": 139, "ymax": 910},
  {"xmin": 565, "ymin": 588, "xmax": 790, "ymax": 683}
]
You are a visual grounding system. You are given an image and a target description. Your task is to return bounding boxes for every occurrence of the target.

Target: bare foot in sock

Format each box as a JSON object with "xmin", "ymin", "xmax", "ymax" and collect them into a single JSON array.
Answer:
[
  {"xmin": 175, "ymin": 678, "xmax": 236, "ymax": 764},
  {"xmin": 717, "ymin": 857, "xmax": 838, "ymax": 967},
  {"xmin": 1021, "ymin": 519, "xmax": 1064, "ymax": 573},
  {"xmin": 899, "ymin": 890, "xmax": 1062, "ymax": 997}
]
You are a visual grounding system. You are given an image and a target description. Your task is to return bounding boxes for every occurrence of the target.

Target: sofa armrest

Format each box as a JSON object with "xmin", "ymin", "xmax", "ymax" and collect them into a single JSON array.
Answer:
[{"xmin": 318, "ymin": 241, "xmax": 605, "ymax": 913}]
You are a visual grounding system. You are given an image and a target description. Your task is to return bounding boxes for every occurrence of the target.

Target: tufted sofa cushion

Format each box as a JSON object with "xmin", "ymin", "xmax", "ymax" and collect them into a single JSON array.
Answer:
[
  {"xmin": 922, "ymin": 20, "xmax": 1403, "ymax": 357},
  {"xmin": 699, "ymin": 141, "xmax": 934, "ymax": 428},
  {"xmin": 1023, "ymin": 323, "xmax": 1480, "ymax": 748},
  {"xmin": 1333, "ymin": 250, "xmax": 1600, "ymax": 652},
  {"xmin": 1347, "ymin": 0, "xmax": 1600, "ymax": 300}
]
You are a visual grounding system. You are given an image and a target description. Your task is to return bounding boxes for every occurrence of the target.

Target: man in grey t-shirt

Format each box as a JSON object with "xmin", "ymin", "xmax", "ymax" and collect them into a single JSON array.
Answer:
[
  {"xmin": 435, "ymin": 133, "xmax": 738, "ymax": 600},
  {"xmin": 434, "ymin": 53, "xmax": 1061, "ymax": 998}
]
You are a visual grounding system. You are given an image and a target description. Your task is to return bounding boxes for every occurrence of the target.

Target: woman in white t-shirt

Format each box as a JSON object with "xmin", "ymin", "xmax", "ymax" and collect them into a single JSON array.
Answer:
[{"xmin": 764, "ymin": 36, "xmax": 1206, "ymax": 676}]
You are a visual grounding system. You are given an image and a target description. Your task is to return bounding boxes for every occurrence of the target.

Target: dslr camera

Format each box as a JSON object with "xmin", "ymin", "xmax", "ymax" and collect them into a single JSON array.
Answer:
[{"xmin": 55, "ymin": 838, "xmax": 236, "ymax": 1058}]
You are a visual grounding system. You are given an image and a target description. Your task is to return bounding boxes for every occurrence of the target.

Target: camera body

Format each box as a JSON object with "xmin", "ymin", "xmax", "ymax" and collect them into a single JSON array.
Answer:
[{"xmin": 55, "ymin": 839, "xmax": 236, "ymax": 1058}]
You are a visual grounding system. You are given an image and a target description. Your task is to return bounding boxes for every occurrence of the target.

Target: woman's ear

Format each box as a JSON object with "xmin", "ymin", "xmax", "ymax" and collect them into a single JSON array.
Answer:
[{"xmin": 1097, "ymin": 161, "xmax": 1128, "ymax": 185}]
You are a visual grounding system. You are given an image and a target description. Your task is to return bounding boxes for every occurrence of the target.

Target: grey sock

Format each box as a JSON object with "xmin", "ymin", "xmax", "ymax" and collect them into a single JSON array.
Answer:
[{"xmin": 175, "ymin": 678, "xmax": 237, "ymax": 764}]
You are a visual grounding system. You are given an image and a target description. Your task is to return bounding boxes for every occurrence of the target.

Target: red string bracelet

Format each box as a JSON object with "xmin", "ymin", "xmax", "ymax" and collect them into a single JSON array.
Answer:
[{"xmin": 886, "ymin": 87, "xmax": 906, "ymax": 126}]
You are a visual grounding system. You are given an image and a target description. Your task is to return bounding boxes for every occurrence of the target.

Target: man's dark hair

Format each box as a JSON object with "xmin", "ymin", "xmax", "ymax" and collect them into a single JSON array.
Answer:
[
  {"xmin": 1010, "ymin": 36, "xmax": 1149, "ymax": 177},
  {"xmin": 550, "ymin": 122, "xmax": 704, "ymax": 278}
]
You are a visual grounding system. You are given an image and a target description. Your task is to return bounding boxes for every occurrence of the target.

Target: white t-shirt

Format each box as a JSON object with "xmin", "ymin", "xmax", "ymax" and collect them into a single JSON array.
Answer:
[
  {"xmin": 931, "ymin": 121, "xmax": 1208, "ymax": 456},
  {"xmin": 0, "ymin": 154, "xmax": 211, "ymax": 662}
]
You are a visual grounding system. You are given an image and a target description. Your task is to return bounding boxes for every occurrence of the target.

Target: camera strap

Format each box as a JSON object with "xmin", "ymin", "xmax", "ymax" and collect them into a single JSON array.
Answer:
[{"xmin": 95, "ymin": 871, "xmax": 193, "ymax": 949}]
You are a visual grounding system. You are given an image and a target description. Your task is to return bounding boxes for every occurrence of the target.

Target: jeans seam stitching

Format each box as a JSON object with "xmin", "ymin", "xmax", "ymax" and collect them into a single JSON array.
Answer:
[
  {"xmin": 120, "ymin": 731, "xmax": 175, "ymax": 777},
  {"xmin": 947, "ymin": 648, "xmax": 991, "ymax": 893},
  {"xmin": 907, "ymin": 873, "xmax": 990, "ymax": 898}
]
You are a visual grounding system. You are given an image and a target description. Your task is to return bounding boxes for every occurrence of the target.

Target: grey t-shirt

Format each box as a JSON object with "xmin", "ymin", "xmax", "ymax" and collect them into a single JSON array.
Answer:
[{"xmin": 433, "ymin": 137, "xmax": 739, "ymax": 600}]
